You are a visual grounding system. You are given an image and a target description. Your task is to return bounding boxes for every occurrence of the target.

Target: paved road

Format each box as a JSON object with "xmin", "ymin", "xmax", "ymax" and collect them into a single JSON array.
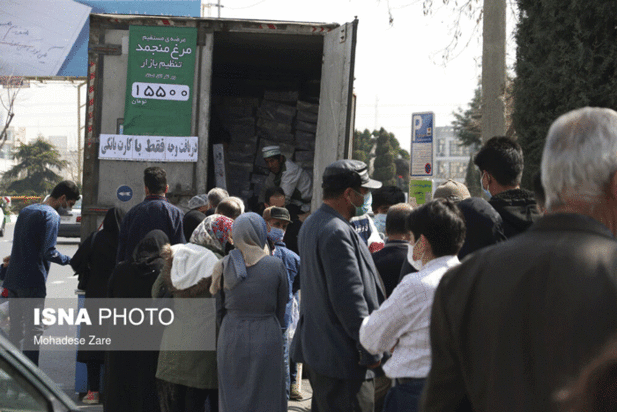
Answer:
[{"xmin": 1, "ymin": 221, "xmax": 313, "ymax": 411}]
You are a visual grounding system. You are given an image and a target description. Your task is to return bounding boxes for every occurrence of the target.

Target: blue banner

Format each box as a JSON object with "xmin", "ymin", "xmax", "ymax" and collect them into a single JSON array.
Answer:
[{"xmin": 60, "ymin": 0, "xmax": 201, "ymax": 77}]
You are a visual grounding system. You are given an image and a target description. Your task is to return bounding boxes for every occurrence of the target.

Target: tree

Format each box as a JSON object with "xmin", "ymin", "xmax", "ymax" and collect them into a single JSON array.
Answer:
[
  {"xmin": 352, "ymin": 129, "xmax": 373, "ymax": 164},
  {"xmin": 2, "ymin": 136, "xmax": 68, "ymax": 195},
  {"xmin": 453, "ymin": 84, "xmax": 483, "ymax": 148},
  {"xmin": 373, "ymin": 130, "xmax": 396, "ymax": 186},
  {"xmin": 452, "ymin": 79, "xmax": 517, "ymax": 194},
  {"xmin": 513, "ymin": 0, "xmax": 617, "ymax": 189},
  {"xmin": 352, "ymin": 127, "xmax": 410, "ymax": 188},
  {"xmin": 0, "ymin": 76, "xmax": 25, "ymax": 150}
]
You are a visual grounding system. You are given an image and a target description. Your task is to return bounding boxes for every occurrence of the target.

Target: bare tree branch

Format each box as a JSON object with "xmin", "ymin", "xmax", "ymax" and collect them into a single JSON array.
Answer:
[{"xmin": 0, "ymin": 76, "xmax": 24, "ymax": 151}]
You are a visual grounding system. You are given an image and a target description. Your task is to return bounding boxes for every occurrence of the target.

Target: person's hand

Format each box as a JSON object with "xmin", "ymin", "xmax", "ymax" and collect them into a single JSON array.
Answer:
[
  {"xmin": 2, "ymin": 255, "xmax": 10, "ymax": 267},
  {"xmin": 367, "ymin": 360, "xmax": 381, "ymax": 369}
]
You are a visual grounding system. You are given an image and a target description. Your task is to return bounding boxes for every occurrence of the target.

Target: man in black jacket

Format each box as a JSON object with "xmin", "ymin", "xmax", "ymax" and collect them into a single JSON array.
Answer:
[
  {"xmin": 474, "ymin": 136, "xmax": 541, "ymax": 238},
  {"xmin": 422, "ymin": 107, "xmax": 617, "ymax": 412},
  {"xmin": 372, "ymin": 203, "xmax": 413, "ymax": 297}
]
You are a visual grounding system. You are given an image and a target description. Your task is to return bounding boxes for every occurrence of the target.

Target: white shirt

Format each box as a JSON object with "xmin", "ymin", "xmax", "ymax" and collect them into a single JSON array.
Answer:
[
  {"xmin": 359, "ymin": 255, "xmax": 460, "ymax": 378},
  {"xmin": 260, "ymin": 159, "xmax": 312, "ymax": 205}
]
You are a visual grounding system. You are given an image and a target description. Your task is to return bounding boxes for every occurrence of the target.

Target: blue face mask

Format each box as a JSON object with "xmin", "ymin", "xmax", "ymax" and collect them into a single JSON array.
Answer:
[
  {"xmin": 480, "ymin": 172, "xmax": 492, "ymax": 199},
  {"xmin": 351, "ymin": 189, "xmax": 372, "ymax": 217},
  {"xmin": 267, "ymin": 227, "xmax": 285, "ymax": 244},
  {"xmin": 373, "ymin": 213, "xmax": 387, "ymax": 235}
]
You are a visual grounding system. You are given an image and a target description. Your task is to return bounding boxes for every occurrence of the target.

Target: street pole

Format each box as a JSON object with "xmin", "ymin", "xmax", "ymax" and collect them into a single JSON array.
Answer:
[{"xmin": 481, "ymin": 0, "xmax": 506, "ymax": 143}]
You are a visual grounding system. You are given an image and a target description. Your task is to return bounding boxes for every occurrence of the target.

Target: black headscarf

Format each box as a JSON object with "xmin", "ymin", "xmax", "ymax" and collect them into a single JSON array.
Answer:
[
  {"xmin": 131, "ymin": 229, "xmax": 169, "ymax": 277},
  {"xmin": 102, "ymin": 207, "xmax": 126, "ymax": 241}
]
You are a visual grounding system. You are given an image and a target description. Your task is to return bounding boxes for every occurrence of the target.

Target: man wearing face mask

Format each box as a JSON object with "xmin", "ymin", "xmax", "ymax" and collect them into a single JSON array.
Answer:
[
  {"xmin": 371, "ymin": 186, "xmax": 406, "ymax": 240},
  {"xmin": 263, "ymin": 206, "xmax": 303, "ymax": 400},
  {"xmin": 2, "ymin": 180, "xmax": 80, "ymax": 365},
  {"xmin": 474, "ymin": 136, "xmax": 541, "ymax": 238},
  {"xmin": 360, "ymin": 199, "xmax": 465, "ymax": 412},
  {"xmin": 290, "ymin": 159, "xmax": 386, "ymax": 412}
]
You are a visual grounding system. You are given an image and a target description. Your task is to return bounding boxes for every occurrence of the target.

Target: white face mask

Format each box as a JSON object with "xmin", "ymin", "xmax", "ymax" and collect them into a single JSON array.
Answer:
[
  {"xmin": 407, "ymin": 239, "xmax": 424, "ymax": 271},
  {"xmin": 480, "ymin": 171, "xmax": 492, "ymax": 199}
]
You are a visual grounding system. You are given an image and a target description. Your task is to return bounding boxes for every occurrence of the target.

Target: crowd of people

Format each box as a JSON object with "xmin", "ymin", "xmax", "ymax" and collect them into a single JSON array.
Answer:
[{"xmin": 3, "ymin": 107, "xmax": 617, "ymax": 412}]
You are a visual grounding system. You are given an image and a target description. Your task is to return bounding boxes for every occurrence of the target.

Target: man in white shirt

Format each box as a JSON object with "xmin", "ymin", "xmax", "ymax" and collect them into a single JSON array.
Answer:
[
  {"xmin": 259, "ymin": 145, "xmax": 312, "ymax": 213},
  {"xmin": 359, "ymin": 198, "xmax": 466, "ymax": 412}
]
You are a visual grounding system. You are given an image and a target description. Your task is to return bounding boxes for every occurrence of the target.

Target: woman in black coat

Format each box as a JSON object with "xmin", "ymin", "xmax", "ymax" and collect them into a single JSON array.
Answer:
[
  {"xmin": 70, "ymin": 207, "xmax": 125, "ymax": 404},
  {"xmin": 104, "ymin": 229, "xmax": 169, "ymax": 412}
]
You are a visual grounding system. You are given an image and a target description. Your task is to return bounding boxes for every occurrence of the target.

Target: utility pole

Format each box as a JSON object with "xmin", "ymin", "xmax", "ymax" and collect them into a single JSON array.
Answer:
[
  {"xmin": 481, "ymin": 0, "xmax": 506, "ymax": 143},
  {"xmin": 76, "ymin": 81, "xmax": 87, "ymax": 184},
  {"xmin": 202, "ymin": 1, "xmax": 223, "ymax": 17}
]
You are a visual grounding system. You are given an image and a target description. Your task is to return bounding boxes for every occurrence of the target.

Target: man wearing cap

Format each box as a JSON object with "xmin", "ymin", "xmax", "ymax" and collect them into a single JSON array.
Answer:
[
  {"xmin": 290, "ymin": 159, "xmax": 386, "ymax": 412},
  {"xmin": 259, "ymin": 145, "xmax": 313, "ymax": 213},
  {"xmin": 263, "ymin": 206, "xmax": 303, "ymax": 400},
  {"xmin": 433, "ymin": 179, "xmax": 471, "ymax": 203}
]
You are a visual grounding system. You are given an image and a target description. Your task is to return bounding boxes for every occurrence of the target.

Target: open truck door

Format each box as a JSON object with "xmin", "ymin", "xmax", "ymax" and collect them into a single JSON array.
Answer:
[{"xmin": 312, "ymin": 20, "xmax": 358, "ymax": 210}]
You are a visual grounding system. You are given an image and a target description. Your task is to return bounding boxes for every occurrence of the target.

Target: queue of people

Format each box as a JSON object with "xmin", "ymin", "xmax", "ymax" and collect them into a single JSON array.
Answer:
[{"xmin": 5, "ymin": 107, "xmax": 617, "ymax": 412}]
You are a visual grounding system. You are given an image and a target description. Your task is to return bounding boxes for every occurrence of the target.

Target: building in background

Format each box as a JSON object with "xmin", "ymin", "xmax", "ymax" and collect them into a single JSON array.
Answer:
[{"xmin": 434, "ymin": 126, "xmax": 476, "ymax": 187}]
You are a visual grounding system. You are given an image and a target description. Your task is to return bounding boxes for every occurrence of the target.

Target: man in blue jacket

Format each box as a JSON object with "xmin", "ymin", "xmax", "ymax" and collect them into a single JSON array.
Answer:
[
  {"xmin": 291, "ymin": 159, "xmax": 386, "ymax": 412},
  {"xmin": 116, "ymin": 166, "xmax": 185, "ymax": 263},
  {"xmin": 2, "ymin": 180, "xmax": 80, "ymax": 365},
  {"xmin": 264, "ymin": 206, "xmax": 302, "ymax": 400}
]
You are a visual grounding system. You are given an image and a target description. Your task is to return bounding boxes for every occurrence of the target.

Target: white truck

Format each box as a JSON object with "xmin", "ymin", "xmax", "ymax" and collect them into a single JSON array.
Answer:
[{"xmin": 81, "ymin": 13, "xmax": 358, "ymax": 237}]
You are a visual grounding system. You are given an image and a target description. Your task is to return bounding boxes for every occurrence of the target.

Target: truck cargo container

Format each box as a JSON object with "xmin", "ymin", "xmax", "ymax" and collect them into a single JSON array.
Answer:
[{"xmin": 82, "ymin": 13, "xmax": 358, "ymax": 237}]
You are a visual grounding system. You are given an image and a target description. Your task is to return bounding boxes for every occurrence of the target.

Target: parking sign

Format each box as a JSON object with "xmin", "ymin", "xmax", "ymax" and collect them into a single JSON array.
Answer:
[{"xmin": 410, "ymin": 112, "xmax": 434, "ymax": 177}]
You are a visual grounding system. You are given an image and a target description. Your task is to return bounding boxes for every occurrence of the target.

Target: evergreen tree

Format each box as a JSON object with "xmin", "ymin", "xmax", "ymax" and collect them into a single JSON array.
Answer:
[
  {"xmin": 514, "ymin": 0, "xmax": 617, "ymax": 189},
  {"xmin": 352, "ymin": 128, "xmax": 410, "ymax": 188},
  {"xmin": 2, "ymin": 136, "xmax": 67, "ymax": 195},
  {"xmin": 373, "ymin": 129, "xmax": 396, "ymax": 186},
  {"xmin": 453, "ymin": 85, "xmax": 482, "ymax": 148},
  {"xmin": 352, "ymin": 129, "xmax": 373, "ymax": 164}
]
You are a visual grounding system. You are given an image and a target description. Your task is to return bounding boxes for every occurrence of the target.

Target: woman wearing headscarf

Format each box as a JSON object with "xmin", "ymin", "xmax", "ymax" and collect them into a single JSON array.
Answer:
[
  {"xmin": 70, "ymin": 207, "xmax": 125, "ymax": 405},
  {"xmin": 210, "ymin": 212, "xmax": 289, "ymax": 412},
  {"xmin": 154, "ymin": 214, "xmax": 233, "ymax": 412},
  {"xmin": 105, "ymin": 229, "xmax": 169, "ymax": 412}
]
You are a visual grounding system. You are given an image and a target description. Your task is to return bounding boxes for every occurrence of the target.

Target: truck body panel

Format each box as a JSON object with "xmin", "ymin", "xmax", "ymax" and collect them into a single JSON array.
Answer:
[{"xmin": 82, "ymin": 14, "xmax": 357, "ymax": 238}]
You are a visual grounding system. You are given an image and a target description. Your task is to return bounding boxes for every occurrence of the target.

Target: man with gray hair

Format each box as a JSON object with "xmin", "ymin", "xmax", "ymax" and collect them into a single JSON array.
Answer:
[
  {"xmin": 421, "ymin": 107, "xmax": 617, "ymax": 412},
  {"xmin": 206, "ymin": 187, "xmax": 229, "ymax": 215}
]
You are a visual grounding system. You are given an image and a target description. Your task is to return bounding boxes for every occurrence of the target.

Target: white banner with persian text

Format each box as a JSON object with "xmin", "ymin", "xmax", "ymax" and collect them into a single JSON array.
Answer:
[{"xmin": 99, "ymin": 134, "xmax": 198, "ymax": 162}]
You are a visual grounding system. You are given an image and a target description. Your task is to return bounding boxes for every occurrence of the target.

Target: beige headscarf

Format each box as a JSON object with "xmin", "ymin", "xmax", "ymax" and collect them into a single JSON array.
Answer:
[{"xmin": 210, "ymin": 212, "xmax": 270, "ymax": 294}]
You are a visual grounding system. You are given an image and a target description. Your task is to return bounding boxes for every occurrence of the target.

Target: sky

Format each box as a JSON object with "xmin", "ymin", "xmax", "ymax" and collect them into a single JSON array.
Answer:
[{"xmin": 3, "ymin": 0, "xmax": 517, "ymax": 153}]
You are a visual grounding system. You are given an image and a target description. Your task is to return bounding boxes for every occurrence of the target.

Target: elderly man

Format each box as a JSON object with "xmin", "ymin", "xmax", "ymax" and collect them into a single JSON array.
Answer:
[
  {"xmin": 421, "ymin": 107, "xmax": 617, "ymax": 412},
  {"xmin": 259, "ymin": 145, "xmax": 312, "ymax": 213},
  {"xmin": 291, "ymin": 159, "xmax": 386, "ymax": 412}
]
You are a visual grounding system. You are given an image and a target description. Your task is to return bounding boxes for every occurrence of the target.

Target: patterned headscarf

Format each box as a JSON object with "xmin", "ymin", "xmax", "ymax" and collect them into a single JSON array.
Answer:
[{"xmin": 190, "ymin": 214, "xmax": 233, "ymax": 255}]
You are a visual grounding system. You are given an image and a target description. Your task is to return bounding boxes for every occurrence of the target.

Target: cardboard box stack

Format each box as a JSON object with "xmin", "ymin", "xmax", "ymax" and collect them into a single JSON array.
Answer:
[{"xmin": 215, "ymin": 87, "xmax": 319, "ymax": 208}]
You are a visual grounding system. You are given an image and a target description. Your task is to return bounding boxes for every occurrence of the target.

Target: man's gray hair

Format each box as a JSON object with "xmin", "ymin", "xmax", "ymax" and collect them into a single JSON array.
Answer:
[
  {"xmin": 542, "ymin": 107, "xmax": 617, "ymax": 210},
  {"xmin": 207, "ymin": 187, "xmax": 229, "ymax": 209},
  {"xmin": 215, "ymin": 196, "xmax": 244, "ymax": 220}
]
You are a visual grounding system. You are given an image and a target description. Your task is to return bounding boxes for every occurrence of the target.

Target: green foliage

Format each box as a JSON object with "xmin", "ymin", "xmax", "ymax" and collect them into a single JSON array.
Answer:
[
  {"xmin": 514, "ymin": 0, "xmax": 617, "ymax": 189},
  {"xmin": 464, "ymin": 155, "xmax": 483, "ymax": 198},
  {"xmin": 2, "ymin": 136, "xmax": 67, "ymax": 195},
  {"xmin": 352, "ymin": 127, "xmax": 410, "ymax": 188},
  {"xmin": 453, "ymin": 85, "xmax": 482, "ymax": 148}
]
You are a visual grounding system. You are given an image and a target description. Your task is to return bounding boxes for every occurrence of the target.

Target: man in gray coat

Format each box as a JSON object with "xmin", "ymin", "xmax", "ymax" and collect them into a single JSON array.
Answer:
[{"xmin": 291, "ymin": 159, "xmax": 386, "ymax": 412}]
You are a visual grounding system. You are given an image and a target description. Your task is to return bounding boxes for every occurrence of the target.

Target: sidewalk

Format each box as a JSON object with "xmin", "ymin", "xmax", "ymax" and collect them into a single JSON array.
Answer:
[{"xmin": 68, "ymin": 379, "xmax": 312, "ymax": 411}]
